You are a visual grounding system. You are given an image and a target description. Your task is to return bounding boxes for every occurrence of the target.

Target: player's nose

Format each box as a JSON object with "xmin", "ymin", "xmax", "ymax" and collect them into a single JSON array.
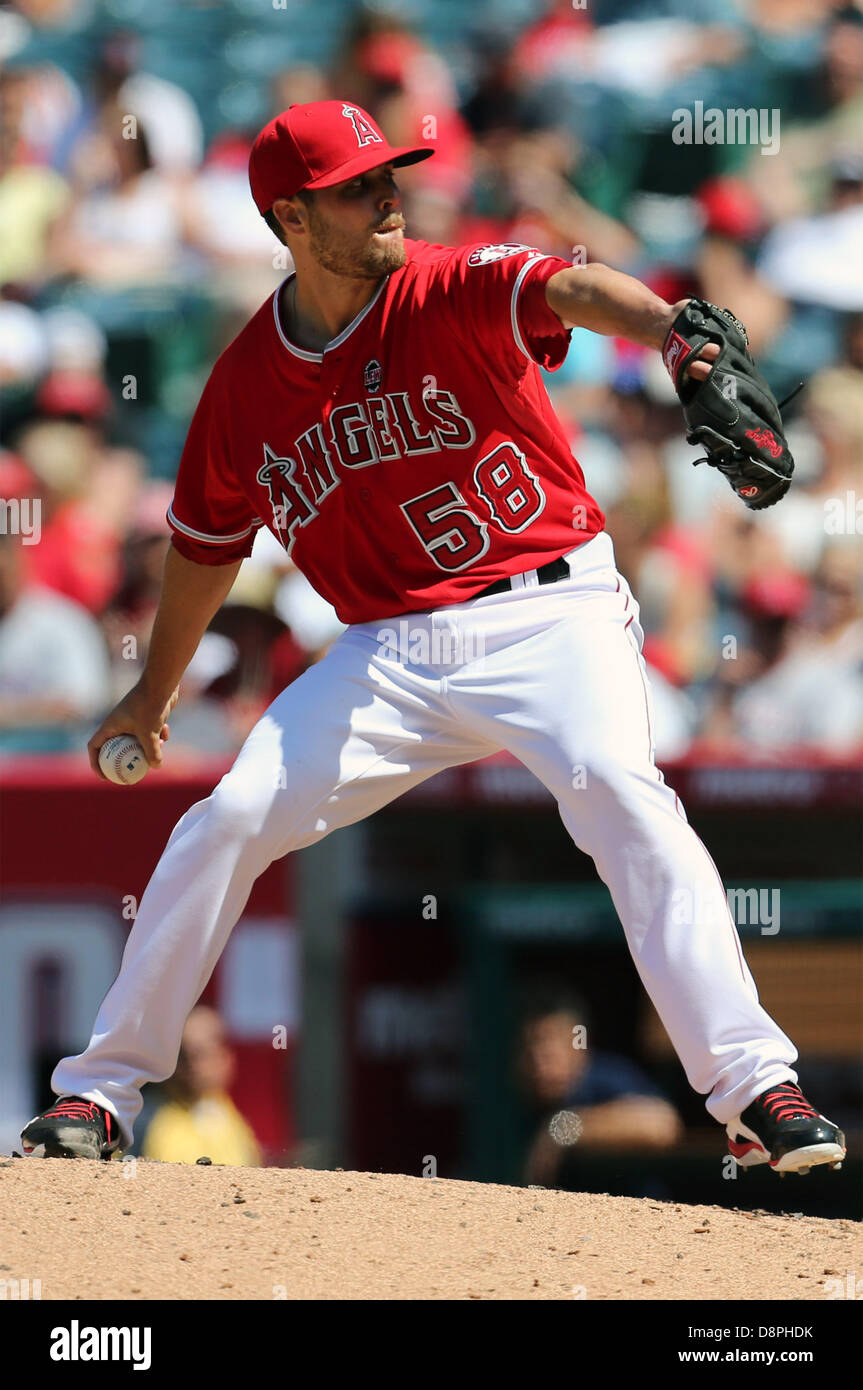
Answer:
[{"xmin": 375, "ymin": 175, "xmax": 401, "ymax": 213}]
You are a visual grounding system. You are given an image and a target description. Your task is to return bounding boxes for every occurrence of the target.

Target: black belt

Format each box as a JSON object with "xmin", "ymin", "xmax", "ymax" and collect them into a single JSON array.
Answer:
[{"xmin": 473, "ymin": 555, "xmax": 572, "ymax": 600}]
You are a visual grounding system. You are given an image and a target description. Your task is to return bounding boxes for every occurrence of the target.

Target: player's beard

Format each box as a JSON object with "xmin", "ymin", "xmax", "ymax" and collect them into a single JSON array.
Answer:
[{"xmin": 306, "ymin": 205, "xmax": 407, "ymax": 279}]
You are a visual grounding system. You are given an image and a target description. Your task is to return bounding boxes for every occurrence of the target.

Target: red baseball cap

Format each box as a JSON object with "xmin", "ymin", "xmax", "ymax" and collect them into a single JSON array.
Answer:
[{"xmin": 248, "ymin": 100, "xmax": 434, "ymax": 215}]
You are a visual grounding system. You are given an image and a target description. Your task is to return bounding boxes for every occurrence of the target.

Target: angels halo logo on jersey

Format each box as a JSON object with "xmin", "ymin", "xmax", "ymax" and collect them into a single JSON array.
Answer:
[{"xmin": 466, "ymin": 243, "xmax": 535, "ymax": 267}]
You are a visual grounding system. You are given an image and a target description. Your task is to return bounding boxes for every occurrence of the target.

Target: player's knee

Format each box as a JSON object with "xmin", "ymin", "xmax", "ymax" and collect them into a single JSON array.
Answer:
[
  {"xmin": 559, "ymin": 754, "xmax": 662, "ymax": 830},
  {"xmin": 565, "ymin": 755, "xmax": 630, "ymax": 801},
  {"xmin": 207, "ymin": 773, "xmax": 278, "ymax": 844}
]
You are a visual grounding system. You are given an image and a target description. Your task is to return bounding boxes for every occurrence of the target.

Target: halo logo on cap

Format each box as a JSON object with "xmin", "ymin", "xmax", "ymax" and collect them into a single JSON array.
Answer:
[
  {"xmin": 248, "ymin": 100, "xmax": 436, "ymax": 216},
  {"xmin": 342, "ymin": 104, "xmax": 383, "ymax": 149}
]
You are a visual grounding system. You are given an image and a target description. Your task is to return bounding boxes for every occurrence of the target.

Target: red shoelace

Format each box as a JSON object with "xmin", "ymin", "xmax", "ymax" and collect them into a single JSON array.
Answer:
[
  {"xmin": 757, "ymin": 1084, "xmax": 819, "ymax": 1122},
  {"xmin": 43, "ymin": 1099, "xmax": 103, "ymax": 1122}
]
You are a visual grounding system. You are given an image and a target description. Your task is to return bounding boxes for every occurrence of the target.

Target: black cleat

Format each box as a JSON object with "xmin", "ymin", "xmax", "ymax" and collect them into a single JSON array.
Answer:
[
  {"xmin": 21, "ymin": 1096, "xmax": 121, "ymax": 1160},
  {"xmin": 727, "ymin": 1082, "xmax": 846, "ymax": 1174}
]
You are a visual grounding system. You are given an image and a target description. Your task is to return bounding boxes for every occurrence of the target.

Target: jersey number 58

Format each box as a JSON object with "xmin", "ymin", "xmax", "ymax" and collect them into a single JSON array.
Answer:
[{"xmin": 400, "ymin": 443, "xmax": 546, "ymax": 573}]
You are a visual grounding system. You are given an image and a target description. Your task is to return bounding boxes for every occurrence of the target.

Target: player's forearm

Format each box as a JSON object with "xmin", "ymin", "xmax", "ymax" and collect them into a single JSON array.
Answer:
[
  {"xmin": 139, "ymin": 544, "xmax": 242, "ymax": 699},
  {"xmin": 545, "ymin": 262, "xmax": 679, "ymax": 349}
]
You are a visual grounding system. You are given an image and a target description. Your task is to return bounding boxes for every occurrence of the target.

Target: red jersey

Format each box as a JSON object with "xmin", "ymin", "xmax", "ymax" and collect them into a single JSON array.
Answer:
[{"xmin": 168, "ymin": 239, "xmax": 605, "ymax": 624}]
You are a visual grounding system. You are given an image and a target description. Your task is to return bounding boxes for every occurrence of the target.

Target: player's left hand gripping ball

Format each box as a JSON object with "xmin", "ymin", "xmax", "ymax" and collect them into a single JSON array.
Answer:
[
  {"xmin": 663, "ymin": 298, "xmax": 794, "ymax": 510},
  {"xmin": 98, "ymin": 734, "xmax": 149, "ymax": 786}
]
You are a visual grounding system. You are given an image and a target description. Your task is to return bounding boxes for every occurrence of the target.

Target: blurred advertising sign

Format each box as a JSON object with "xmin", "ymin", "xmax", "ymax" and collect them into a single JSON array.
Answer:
[
  {"xmin": 0, "ymin": 762, "xmax": 296, "ymax": 1160},
  {"xmin": 346, "ymin": 912, "xmax": 466, "ymax": 1178},
  {"xmin": 0, "ymin": 902, "xmax": 123, "ymax": 1155}
]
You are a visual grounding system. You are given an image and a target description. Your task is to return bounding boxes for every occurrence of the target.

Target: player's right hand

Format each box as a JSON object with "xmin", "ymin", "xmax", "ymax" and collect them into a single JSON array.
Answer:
[{"xmin": 88, "ymin": 682, "xmax": 180, "ymax": 780}]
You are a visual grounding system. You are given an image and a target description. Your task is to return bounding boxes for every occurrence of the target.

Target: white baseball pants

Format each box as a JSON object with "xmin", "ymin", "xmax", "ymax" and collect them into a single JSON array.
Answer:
[{"xmin": 54, "ymin": 531, "xmax": 797, "ymax": 1145}]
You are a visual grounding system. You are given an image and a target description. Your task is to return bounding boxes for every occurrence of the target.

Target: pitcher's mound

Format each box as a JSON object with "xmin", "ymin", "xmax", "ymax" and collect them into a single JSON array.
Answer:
[{"xmin": 1, "ymin": 1158, "xmax": 859, "ymax": 1300}]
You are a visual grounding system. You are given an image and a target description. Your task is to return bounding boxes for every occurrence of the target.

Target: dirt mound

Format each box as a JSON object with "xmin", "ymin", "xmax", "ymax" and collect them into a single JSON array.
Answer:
[{"xmin": 1, "ymin": 1157, "xmax": 859, "ymax": 1300}]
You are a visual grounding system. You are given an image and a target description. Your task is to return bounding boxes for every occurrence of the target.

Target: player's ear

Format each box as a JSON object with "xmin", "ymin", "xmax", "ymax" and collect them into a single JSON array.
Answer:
[{"xmin": 271, "ymin": 196, "xmax": 307, "ymax": 240}]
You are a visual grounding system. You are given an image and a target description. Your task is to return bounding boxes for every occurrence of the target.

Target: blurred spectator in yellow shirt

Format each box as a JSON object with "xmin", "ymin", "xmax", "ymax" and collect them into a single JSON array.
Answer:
[
  {"xmin": 0, "ymin": 69, "xmax": 71, "ymax": 289},
  {"xmin": 141, "ymin": 1005, "xmax": 261, "ymax": 1166}
]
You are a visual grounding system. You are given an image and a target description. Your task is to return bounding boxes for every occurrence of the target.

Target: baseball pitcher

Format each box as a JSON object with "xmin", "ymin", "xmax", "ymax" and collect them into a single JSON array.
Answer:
[{"xmin": 23, "ymin": 102, "xmax": 845, "ymax": 1177}]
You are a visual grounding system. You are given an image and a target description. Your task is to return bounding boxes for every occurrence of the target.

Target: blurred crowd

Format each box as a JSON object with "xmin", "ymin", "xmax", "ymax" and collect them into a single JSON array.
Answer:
[
  {"xmin": 135, "ymin": 1005, "xmax": 262, "ymax": 1166},
  {"xmin": 2, "ymin": 0, "xmax": 862, "ymax": 761},
  {"xmin": 517, "ymin": 991, "xmax": 681, "ymax": 1195}
]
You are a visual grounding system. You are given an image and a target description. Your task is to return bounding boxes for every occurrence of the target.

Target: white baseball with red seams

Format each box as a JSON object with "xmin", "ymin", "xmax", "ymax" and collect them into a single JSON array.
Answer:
[
  {"xmin": 98, "ymin": 735, "xmax": 148, "ymax": 786},
  {"xmin": 52, "ymin": 239, "xmax": 799, "ymax": 1148}
]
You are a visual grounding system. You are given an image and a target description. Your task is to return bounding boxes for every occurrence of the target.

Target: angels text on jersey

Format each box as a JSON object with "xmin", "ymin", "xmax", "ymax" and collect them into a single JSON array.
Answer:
[{"xmin": 258, "ymin": 381, "xmax": 549, "ymax": 573}]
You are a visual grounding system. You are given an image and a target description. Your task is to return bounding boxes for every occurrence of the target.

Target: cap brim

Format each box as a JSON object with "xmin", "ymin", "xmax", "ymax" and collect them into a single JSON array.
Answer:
[{"xmin": 303, "ymin": 145, "xmax": 434, "ymax": 191}]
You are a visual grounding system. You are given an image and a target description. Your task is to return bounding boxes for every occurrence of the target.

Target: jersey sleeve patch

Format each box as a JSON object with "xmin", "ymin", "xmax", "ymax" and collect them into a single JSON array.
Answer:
[
  {"xmin": 465, "ymin": 243, "xmax": 538, "ymax": 267},
  {"xmin": 443, "ymin": 243, "xmax": 573, "ymax": 375}
]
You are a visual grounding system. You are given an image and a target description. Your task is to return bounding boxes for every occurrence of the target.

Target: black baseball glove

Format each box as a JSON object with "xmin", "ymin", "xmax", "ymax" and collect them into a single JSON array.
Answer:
[{"xmin": 662, "ymin": 299, "xmax": 795, "ymax": 510}]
